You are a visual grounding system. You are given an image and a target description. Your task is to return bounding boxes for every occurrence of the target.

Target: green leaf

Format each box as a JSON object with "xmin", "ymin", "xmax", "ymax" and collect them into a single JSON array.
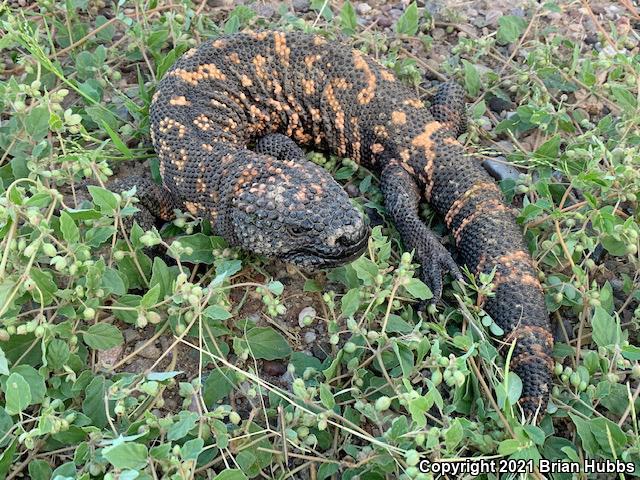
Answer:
[
  {"xmin": 46, "ymin": 338, "xmax": 70, "ymax": 370},
  {"xmin": 28, "ymin": 459, "xmax": 53, "ymax": 480},
  {"xmin": 203, "ymin": 305, "xmax": 232, "ymax": 321},
  {"xmin": 150, "ymin": 257, "xmax": 178, "ymax": 300},
  {"xmin": 5, "ymin": 373, "xmax": 32, "ymax": 415},
  {"xmin": 0, "ymin": 408, "xmax": 13, "ymax": 449},
  {"xmin": 351, "ymin": 256, "xmax": 378, "ymax": 283},
  {"xmin": 0, "ymin": 439, "xmax": 17, "ymax": 479},
  {"xmin": 83, "ymin": 323, "xmax": 124, "ymax": 350},
  {"xmin": 444, "ymin": 419, "xmax": 463, "ymax": 451},
  {"xmin": 341, "ymin": 288, "xmax": 361, "ymax": 317},
  {"xmin": 592, "ymin": 306, "xmax": 621, "ymax": 348},
  {"xmin": 318, "ymin": 464, "xmax": 340, "ymax": 480},
  {"xmin": 87, "ymin": 185, "xmax": 119, "ymax": 213},
  {"xmin": 102, "ymin": 442, "xmax": 148, "ymax": 470},
  {"xmin": 141, "ymin": 283, "xmax": 161, "ymax": 309},
  {"xmin": 403, "ymin": 278, "xmax": 432, "ymax": 300},
  {"xmin": 610, "ymin": 85, "xmax": 637, "ymax": 113},
  {"xmin": 533, "ymin": 135, "xmax": 561, "ymax": 160},
  {"xmin": 60, "ymin": 211, "xmax": 80, "ymax": 243},
  {"xmin": 0, "ymin": 347, "xmax": 8, "ymax": 376},
  {"xmin": 267, "ymin": 280, "xmax": 284, "ymax": 295},
  {"xmin": 167, "ymin": 411, "xmax": 198, "ymax": 441},
  {"xmin": 395, "ymin": 2, "xmax": 419, "ymax": 35},
  {"xmin": 319, "ymin": 383, "xmax": 335, "ymax": 409},
  {"xmin": 244, "ymin": 327, "xmax": 292, "ymax": 360},
  {"xmin": 86, "ymin": 226, "xmax": 117, "ymax": 249},
  {"xmin": 203, "ymin": 368, "xmax": 237, "ymax": 406},
  {"xmin": 82, "ymin": 376, "xmax": 110, "ymax": 428},
  {"xmin": 2, "ymin": 365, "xmax": 45, "ymax": 404},
  {"xmin": 339, "ymin": 1, "xmax": 357, "ymax": 35},
  {"xmin": 102, "ymin": 121, "xmax": 132, "ymax": 159},
  {"xmin": 303, "ymin": 279, "xmax": 323, "ymax": 292},
  {"xmin": 101, "ymin": 267, "xmax": 127, "ymax": 296},
  {"xmin": 29, "ymin": 268, "xmax": 57, "ymax": 306},
  {"xmin": 169, "ymin": 233, "xmax": 216, "ymax": 264},
  {"xmin": 181, "ymin": 438, "xmax": 204, "ymax": 461},
  {"xmin": 213, "ymin": 470, "xmax": 247, "ymax": 480},
  {"xmin": 462, "ymin": 60, "xmax": 481, "ymax": 97},
  {"xmin": 497, "ymin": 15, "xmax": 527, "ymax": 44},
  {"xmin": 498, "ymin": 439, "xmax": 522, "ymax": 455}
]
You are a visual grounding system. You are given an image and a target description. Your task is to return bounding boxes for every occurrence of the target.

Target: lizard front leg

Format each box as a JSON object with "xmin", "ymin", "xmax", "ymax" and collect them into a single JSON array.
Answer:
[{"xmin": 381, "ymin": 161, "xmax": 463, "ymax": 302}]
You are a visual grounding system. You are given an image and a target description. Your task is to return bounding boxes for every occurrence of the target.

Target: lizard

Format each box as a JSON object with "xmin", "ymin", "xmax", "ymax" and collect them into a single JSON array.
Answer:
[{"xmin": 119, "ymin": 30, "xmax": 553, "ymax": 419}]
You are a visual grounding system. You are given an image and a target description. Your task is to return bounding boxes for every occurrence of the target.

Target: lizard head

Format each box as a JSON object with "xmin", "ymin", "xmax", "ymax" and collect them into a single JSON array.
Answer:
[{"xmin": 230, "ymin": 159, "xmax": 369, "ymax": 269}]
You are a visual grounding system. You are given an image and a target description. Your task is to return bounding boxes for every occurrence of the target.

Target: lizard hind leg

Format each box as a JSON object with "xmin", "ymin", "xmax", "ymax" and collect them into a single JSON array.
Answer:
[
  {"xmin": 381, "ymin": 161, "xmax": 463, "ymax": 304},
  {"xmin": 430, "ymin": 81, "xmax": 467, "ymax": 137}
]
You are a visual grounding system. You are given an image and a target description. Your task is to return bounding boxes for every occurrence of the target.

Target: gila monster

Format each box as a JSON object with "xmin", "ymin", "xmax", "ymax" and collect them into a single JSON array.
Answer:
[{"xmin": 124, "ymin": 31, "xmax": 553, "ymax": 419}]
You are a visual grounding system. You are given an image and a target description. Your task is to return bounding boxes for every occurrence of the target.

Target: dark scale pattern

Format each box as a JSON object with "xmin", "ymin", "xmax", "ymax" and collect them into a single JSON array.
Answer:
[{"xmin": 136, "ymin": 31, "xmax": 553, "ymax": 419}]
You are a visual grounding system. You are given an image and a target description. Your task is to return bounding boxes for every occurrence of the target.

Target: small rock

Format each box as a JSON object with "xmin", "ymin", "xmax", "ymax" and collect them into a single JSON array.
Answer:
[
  {"xmin": 135, "ymin": 341, "xmax": 161, "ymax": 359},
  {"xmin": 488, "ymin": 95, "xmax": 515, "ymax": 114},
  {"xmin": 254, "ymin": 4, "xmax": 275, "ymax": 17},
  {"xmin": 481, "ymin": 158, "xmax": 521, "ymax": 182},
  {"xmin": 97, "ymin": 345, "xmax": 124, "ymax": 369},
  {"xmin": 356, "ymin": 3, "xmax": 372, "ymax": 15},
  {"xmin": 292, "ymin": 0, "xmax": 310, "ymax": 12},
  {"xmin": 298, "ymin": 306, "xmax": 317, "ymax": 327},
  {"xmin": 123, "ymin": 328, "xmax": 141, "ymax": 344},
  {"xmin": 304, "ymin": 331, "xmax": 317, "ymax": 344},
  {"xmin": 345, "ymin": 183, "xmax": 359, "ymax": 197},
  {"xmin": 432, "ymin": 28, "xmax": 445, "ymax": 41},
  {"xmin": 376, "ymin": 15, "xmax": 393, "ymax": 28},
  {"xmin": 263, "ymin": 360, "xmax": 287, "ymax": 377},
  {"xmin": 388, "ymin": 8, "xmax": 403, "ymax": 20},
  {"xmin": 207, "ymin": 0, "xmax": 233, "ymax": 7},
  {"xmin": 484, "ymin": 9, "xmax": 502, "ymax": 27}
]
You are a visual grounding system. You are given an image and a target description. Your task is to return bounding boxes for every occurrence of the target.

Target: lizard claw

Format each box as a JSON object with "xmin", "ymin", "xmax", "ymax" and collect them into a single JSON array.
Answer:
[{"xmin": 414, "ymin": 240, "xmax": 463, "ymax": 308}]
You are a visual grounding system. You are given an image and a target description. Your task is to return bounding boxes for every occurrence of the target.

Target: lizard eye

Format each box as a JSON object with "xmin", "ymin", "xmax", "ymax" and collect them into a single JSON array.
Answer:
[{"xmin": 288, "ymin": 225, "xmax": 310, "ymax": 236}]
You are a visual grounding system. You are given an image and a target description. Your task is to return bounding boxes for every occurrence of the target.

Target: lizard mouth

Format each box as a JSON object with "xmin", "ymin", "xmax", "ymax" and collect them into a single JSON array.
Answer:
[{"xmin": 284, "ymin": 226, "xmax": 370, "ymax": 269}]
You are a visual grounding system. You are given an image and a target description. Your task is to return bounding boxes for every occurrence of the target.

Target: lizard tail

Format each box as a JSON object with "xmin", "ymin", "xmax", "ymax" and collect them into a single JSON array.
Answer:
[{"xmin": 429, "ymin": 82, "xmax": 553, "ymax": 419}]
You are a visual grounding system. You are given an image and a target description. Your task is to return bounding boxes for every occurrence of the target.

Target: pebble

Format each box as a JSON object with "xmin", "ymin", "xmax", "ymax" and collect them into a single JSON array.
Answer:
[
  {"xmin": 254, "ymin": 4, "xmax": 275, "ymax": 17},
  {"xmin": 356, "ymin": 3, "xmax": 372, "ymax": 15},
  {"xmin": 262, "ymin": 360, "xmax": 287, "ymax": 376},
  {"xmin": 488, "ymin": 95, "xmax": 515, "ymax": 114},
  {"xmin": 376, "ymin": 15, "xmax": 393, "ymax": 28},
  {"xmin": 97, "ymin": 345, "xmax": 124, "ymax": 368},
  {"xmin": 123, "ymin": 328, "xmax": 141, "ymax": 344},
  {"xmin": 292, "ymin": 0, "xmax": 310, "ymax": 12},
  {"xmin": 304, "ymin": 331, "xmax": 317, "ymax": 344},
  {"xmin": 432, "ymin": 28, "xmax": 445, "ymax": 41},
  {"xmin": 481, "ymin": 158, "xmax": 521, "ymax": 181},
  {"xmin": 484, "ymin": 9, "xmax": 502, "ymax": 27},
  {"xmin": 134, "ymin": 341, "xmax": 161, "ymax": 359}
]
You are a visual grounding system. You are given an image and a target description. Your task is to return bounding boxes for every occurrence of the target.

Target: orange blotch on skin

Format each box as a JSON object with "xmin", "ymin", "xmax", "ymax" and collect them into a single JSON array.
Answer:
[
  {"xmin": 391, "ymin": 111, "xmax": 407, "ymax": 125},
  {"xmin": 380, "ymin": 70, "xmax": 396, "ymax": 82},
  {"xmin": 196, "ymin": 178, "xmax": 207, "ymax": 193},
  {"xmin": 353, "ymin": 50, "xmax": 376, "ymax": 105},
  {"xmin": 444, "ymin": 181, "xmax": 500, "ymax": 227},
  {"xmin": 184, "ymin": 201, "xmax": 200, "ymax": 215},
  {"xmin": 371, "ymin": 143, "xmax": 384, "ymax": 154},
  {"xmin": 273, "ymin": 31, "xmax": 291, "ymax": 65},
  {"xmin": 403, "ymin": 98, "xmax": 425, "ymax": 108},
  {"xmin": 240, "ymin": 75, "xmax": 253, "ymax": 87},
  {"xmin": 169, "ymin": 96, "xmax": 191, "ymax": 106}
]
